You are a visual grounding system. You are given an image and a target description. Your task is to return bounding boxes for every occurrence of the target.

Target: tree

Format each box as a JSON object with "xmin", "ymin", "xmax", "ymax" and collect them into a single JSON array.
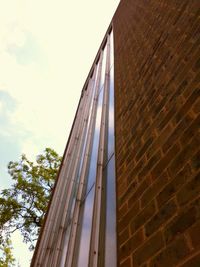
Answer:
[
  {"xmin": 0, "ymin": 238, "xmax": 16, "ymax": 267},
  {"xmin": 0, "ymin": 148, "xmax": 62, "ymax": 250}
]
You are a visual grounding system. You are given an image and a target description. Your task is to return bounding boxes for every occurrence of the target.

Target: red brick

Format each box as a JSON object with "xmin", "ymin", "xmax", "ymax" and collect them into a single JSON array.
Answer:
[
  {"xmin": 119, "ymin": 179, "xmax": 138, "ymax": 205},
  {"xmin": 135, "ymin": 136, "xmax": 154, "ymax": 162},
  {"xmin": 169, "ymin": 134, "xmax": 199, "ymax": 176},
  {"xmin": 180, "ymin": 113, "xmax": 200, "ymax": 145},
  {"xmin": 149, "ymin": 236, "xmax": 190, "ymax": 267},
  {"xmin": 164, "ymin": 198, "xmax": 200, "ymax": 244},
  {"xmin": 163, "ymin": 113, "xmax": 194, "ymax": 153},
  {"xmin": 120, "ymin": 228, "xmax": 144, "ymax": 259},
  {"xmin": 131, "ymin": 201, "xmax": 156, "ymax": 233},
  {"xmin": 177, "ymin": 171, "xmax": 200, "ymax": 206},
  {"xmin": 188, "ymin": 221, "xmax": 200, "ymax": 249},
  {"xmin": 175, "ymin": 88, "xmax": 200, "ymax": 124},
  {"xmin": 138, "ymin": 150, "xmax": 162, "ymax": 181},
  {"xmin": 120, "ymin": 257, "xmax": 131, "ymax": 267},
  {"xmin": 132, "ymin": 231, "xmax": 164, "ymax": 266},
  {"xmin": 157, "ymin": 164, "xmax": 192, "ymax": 207},
  {"xmin": 119, "ymin": 202, "xmax": 128, "ymax": 218},
  {"xmin": 141, "ymin": 171, "xmax": 168, "ymax": 208},
  {"xmin": 113, "ymin": 0, "xmax": 200, "ymax": 266},
  {"xmin": 145, "ymin": 199, "xmax": 177, "ymax": 237},
  {"xmin": 151, "ymin": 143, "xmax": 180, "ymax": 180},
  {"xmin": 180, "ymin": 253, "xmax": 200, "ymax": 267},
  {"xmin": 118, "ymin": 201, "xmax": 140, "ymax": 233},
  {"xmin": 128, "ymin": 177, "xmax": 151, "ymax": 208},
  {"xmin": 119, "ymin": 226, "xmax": 130, "ymax": 245},
  {"xmin": 190, "ymin": 150, "xmax": 200, "ymax": 173}
]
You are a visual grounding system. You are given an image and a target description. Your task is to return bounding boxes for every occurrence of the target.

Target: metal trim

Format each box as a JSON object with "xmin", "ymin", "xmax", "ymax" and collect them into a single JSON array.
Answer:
[
  {"xmin": 67, "ymin": 53, "xmax": 104, "ymax": 267},
  {"xmin": 88, "ymin": 34, "xmax": 110, "ymax": 267}
]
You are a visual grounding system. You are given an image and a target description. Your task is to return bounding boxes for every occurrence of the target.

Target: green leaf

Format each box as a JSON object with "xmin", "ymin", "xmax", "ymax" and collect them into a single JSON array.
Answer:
[{"xmin": 0, "ymin": 148, "xmax": 62, "ymax": 250}]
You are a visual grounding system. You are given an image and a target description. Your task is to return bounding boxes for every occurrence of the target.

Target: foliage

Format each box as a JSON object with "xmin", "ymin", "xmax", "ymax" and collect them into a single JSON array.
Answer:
[
  {"xmin": 0, "ymin": 238, "xmax": 16, "ymax": 267},
  {"xmin": 0, "ymin": 148, "xmax": 62, "ymax": 250}
]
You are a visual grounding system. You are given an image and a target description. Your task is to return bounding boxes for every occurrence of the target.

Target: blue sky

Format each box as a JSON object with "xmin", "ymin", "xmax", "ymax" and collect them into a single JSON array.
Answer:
[{"xmin": 0, "ymin": 0, "xmax": 119, "ymax": 265}]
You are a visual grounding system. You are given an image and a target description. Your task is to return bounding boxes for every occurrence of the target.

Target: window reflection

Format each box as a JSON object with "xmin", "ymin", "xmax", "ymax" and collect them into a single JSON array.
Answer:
[
  {"xmin": 110, "ymin": 31, "xmax": 114, "ymax": 69},
  {"xmin": 86, "ymin": 88, "xmax": 104, "ymax": 194},
  {"xmin": 104, "ymin": 31, "xmax": 117, "ymax": 267},
  {"xmin": 107, "ymin": 66, "xmax": 114, "ymax": 159},
  {"xmin": 78, "ymin": 66, "xmax": 98, "ymax": 180},
  {"xmin": 77, "ymin": 187, "xmax": 95, "ymax": 267},
  {"xmin": 59, "ymin": 197, "xmax": 76, "ymax": 267},
  {"xmin": 100, "ymin": 45, "xmax": 107, "ymax": 90},
  {"xmin": 105, "ymin": 156, "xmax": 116, "ymax": 267},
  {"xmin": 60, "ymin": 224, "xmax": 71, "ymax": 267}
]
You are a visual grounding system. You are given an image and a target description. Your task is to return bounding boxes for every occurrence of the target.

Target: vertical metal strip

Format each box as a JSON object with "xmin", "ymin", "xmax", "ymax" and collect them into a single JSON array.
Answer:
[
  {"xmin": 104, "ymin": 29, "xmax": 117, "ymax": 267},
  {"xmin": 66, "ymin": 53, "xmax": 103, "ymax": 267},
  {"xmin": 89, "ymin": 35, "xmax": 110, "ymax": 267}
]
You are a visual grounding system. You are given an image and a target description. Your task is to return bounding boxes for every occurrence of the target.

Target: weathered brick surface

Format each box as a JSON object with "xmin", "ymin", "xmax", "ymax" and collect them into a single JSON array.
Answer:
[
  {"xmin": 113, "ymin": 0, "xmax": 200, "ymax": 266},
  {"xmin": 180, "ymin": 253, "xmax": 200, "ymax": 267},
  {"xmin": 156, "ymin": 164, "xmax": 192, "ymax": 207},
  {"xmin": 120, "ymin": 257, "xmax": 132, "ymax": 267},
  {"xmin": 131, "ymin": 200, "xmax": 156, "ymax": 234},
  {"xmin": 145, "ymin": 199, "xmax": 177, "ymax": 237},
  {"xmin": 132, "ymin": 231, "xmax": 164, "ymax": 266},
  {"xmin": 164, "ymin": 197, "xmax": 200, "ymax": 244},
  {"xmin": 188, "ymin": 221, "xmax": 200, "ymax": 249},
  {"xmin": 120, "ymin": 228, "xmax": 144, "ymax": 259},
  {"xmin": 149, "ymin": 236, "xmax": 190, "ymax": 267}
]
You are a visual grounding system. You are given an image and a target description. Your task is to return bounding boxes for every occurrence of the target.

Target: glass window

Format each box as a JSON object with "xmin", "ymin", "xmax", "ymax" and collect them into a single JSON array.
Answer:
[
  {"xmin": 77, "ymin": 187, "xmax": 95, "ymax": 267},
  {"xmin": 110, "ymin": 31, "xmax": 114, "ymax": 69},
  {"xmin": 59, "ymin": 196, "xmax": 76, "ymax": 267},
  {"xmin": 59, "ymin": 224, "xmax": 71, "ymax": 267},
  {"xmin": 78, "ymin": 67, "xmax": 98, "ymax": 180},
  {"xmin": 105, "ymin": 155, "xmax": 117, "ymax": 267},
  {"xmin": 100, "ymin": 45, "xmax": 107, "ymax": 90},
  {"xmin": 107, "ymin": 65, "xmax": 114, "ymax": 159},
  {"xmin": 86, "ymin": 87, "xmax": 104, "ymax": 194},
  {"xmin": 104, "ymin": 30, "xmax": 116, "ymax": 267}
]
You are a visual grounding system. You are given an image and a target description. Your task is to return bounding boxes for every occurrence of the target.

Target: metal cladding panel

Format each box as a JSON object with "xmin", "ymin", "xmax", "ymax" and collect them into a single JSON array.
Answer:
[{"xmin": 31, "ymin": 29, "xmax": 117, "ymax": 267}]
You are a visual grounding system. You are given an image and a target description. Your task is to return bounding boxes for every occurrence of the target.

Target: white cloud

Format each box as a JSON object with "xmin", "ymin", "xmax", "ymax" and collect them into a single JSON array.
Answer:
[{"xmin": 12, "ymin": 231, "xmax": 33, "ymax": 267}]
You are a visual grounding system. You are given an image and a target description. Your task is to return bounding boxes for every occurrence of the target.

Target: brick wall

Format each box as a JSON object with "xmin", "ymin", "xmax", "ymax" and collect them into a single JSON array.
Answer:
[{"xmin": 113, "ymin": 0, "xmax": 200, "ymax": 266}]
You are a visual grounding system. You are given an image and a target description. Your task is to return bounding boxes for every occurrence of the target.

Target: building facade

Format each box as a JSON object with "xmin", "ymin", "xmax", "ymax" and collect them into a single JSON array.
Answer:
[{"xmin": 31, "ymin": 0, "xmax": 200, "ymax": 266}]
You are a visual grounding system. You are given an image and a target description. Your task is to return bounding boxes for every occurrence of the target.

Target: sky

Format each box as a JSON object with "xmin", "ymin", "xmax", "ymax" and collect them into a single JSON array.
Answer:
[{"xmin": 0, "ymin": 0, "xmax": 119, "ymax": 265}]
